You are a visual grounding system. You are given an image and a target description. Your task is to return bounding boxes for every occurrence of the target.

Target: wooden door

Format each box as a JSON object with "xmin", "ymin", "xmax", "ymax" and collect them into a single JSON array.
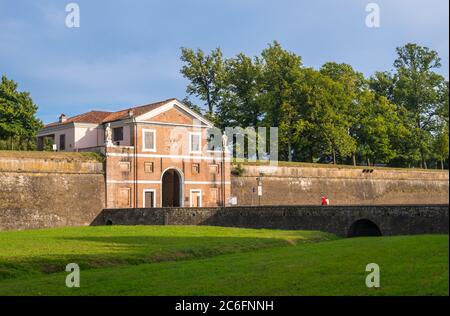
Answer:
[
  {"xmin": 191, "ymin": 190, "xmax": 201, "ymax": 207},
  {"xmin": 144, "ymin": 191, "xmax": 155, "ymax": 208}
]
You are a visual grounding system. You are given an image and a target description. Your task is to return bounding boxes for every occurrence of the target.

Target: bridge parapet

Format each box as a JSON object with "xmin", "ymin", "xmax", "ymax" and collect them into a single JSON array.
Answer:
[{"xmin": 93, "ymin": 204, "xmax": 449, "ymax": 237}]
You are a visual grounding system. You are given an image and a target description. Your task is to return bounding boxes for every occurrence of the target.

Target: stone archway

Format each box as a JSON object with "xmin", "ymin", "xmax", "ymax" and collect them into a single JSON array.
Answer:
[
  {"xmin": 347, "ymin": 219, "xmax": 382, "ymax": 237},
  {"xmin": 161, "ymin": 168, "xmax": 183, "ymax": 207}
]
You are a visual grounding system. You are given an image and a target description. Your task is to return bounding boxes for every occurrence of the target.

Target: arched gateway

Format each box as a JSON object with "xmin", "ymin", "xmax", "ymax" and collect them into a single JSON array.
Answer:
[{"xmin": 161, "ymin": 168, "xmax": 184, "ymax": 207}]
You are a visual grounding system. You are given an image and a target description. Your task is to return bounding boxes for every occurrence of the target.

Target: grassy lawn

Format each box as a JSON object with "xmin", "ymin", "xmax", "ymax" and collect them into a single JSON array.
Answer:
[
  {"xmin": 0, "ymin": 150, "xmax": 104, "ymax": 162},
  {"xmin": 232, "ymin": 158, "xmax": 446, "ymax": 172},
  {"xmin": 0, "ymin": 226, "xmax": 447, "ymax": 296},
  {"xmin": 0, "ymin": 226, "xmax": 333, "ymax": 280}
]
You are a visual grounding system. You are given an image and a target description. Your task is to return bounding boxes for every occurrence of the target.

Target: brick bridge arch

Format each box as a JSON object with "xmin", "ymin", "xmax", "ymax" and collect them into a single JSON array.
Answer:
[{"xmin": 347, "ymin": 219, "xmax": 382, "ymax": 237}]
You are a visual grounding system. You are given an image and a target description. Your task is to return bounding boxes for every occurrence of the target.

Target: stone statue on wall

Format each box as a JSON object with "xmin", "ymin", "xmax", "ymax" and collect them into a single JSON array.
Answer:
[
  {"xmin": 222, "ymin": 132, "xmax": 228, "ymax": 151},
  {"xmin": 105, "ymin": 123, "xmax": 113, "ymax": 146}
]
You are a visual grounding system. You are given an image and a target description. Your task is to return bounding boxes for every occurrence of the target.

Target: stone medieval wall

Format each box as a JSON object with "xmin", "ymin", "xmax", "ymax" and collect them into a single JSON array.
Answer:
[
  {"xmin": 231, "ymin": 165, "xmax": 449, "ymax": 206},
  {"xmin": 0, "ymin": 152, "xmax": 448, "ymax": 231},
  {"xmin": 0, "ymin": 153, "xmax": 105, "ymax": 230}
]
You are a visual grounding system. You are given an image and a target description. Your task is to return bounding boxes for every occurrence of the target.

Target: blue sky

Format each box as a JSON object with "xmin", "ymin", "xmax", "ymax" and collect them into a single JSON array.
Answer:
[{"xmin": 0, "ymin": 0, "xmax": 448, "ymax": 124}]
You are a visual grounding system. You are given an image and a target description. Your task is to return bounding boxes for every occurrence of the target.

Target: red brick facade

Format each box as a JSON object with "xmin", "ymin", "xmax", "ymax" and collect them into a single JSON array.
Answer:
[{"xmin": 105, "ymin": 100, "xmax": 231, "ymax": 208}]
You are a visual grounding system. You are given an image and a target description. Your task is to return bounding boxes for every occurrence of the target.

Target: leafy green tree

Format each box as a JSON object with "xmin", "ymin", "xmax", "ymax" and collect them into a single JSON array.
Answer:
[
  {"xmin": 436, "ymin": 81, "xmax": 449, "ymax": 127},
  {"xmin": 296, "ymin": 68, "xmax": 356, "ymax": 164},
  {"xmin": 369, "ymin": 71, "xmax": 420, "ymax": 167},
  {"xmin": 224, "ymin": 53, "xmax": 263, "ymax": 128},
  {"xmin": 320, "ymin": 62, "xmax": 366, "ymax": 93},
  {"xmin": 179, "ymin": 42, "xmax": 448, "ymax": 169},
  {"xmin": 181, "ymin": 97, "xmax": 203, "ymax": 115},
  {"xmin": 369, "ymin": 71, "xmax": 396, "ymax": 102},
  {"xmin": 352, "ymin": 91, "xmax": 407, "ymax": 165},
  {"xmin": 258, "ymin": 41, "xmax": 303, "ymax": 161},
  {"xmin": 433, "ymin": 81, "xmax": 449, "ymax": 169},
  {"xmin": 433, "ymin": 126, "xmax": 449, "ymax": 169},
  {"xmin": 0, "ymin": 75, "xmax": 42, "ymax": 150},
  {"xmin": 392, "ymin": 43, "xmax": 446, "ymax": 168},
  {"xmin": 180, "ymin": 47, "xmax": 226, "ymax": 118},
  {"xmin": 320, "ymin": 62, "xmax": 365, "ymax": 165}
]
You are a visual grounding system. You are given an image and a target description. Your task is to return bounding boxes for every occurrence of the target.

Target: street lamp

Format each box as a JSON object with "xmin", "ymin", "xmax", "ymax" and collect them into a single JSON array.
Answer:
[
  {"xmin": 221, "ymin": 132, "xmax": 228, "ymax": 207},
  {"xmin": 256, "ymin": 174, "xmax": 263, "ymax": 206}
]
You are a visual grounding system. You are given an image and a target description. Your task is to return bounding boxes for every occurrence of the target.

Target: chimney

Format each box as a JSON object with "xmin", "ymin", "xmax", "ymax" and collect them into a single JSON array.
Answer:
[
  {"xmin": 128, "ymin": 110, "xmax": 134, "ymax": 118},
  {"xmin": 59, "ymin": 114, "xmax": 67, "ymax": 123}
]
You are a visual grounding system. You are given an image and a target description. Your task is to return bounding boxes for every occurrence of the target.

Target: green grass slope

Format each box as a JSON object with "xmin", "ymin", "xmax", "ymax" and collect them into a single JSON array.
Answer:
[
  {"xmin": 0, "ymin": 226, "xmax": 447, "ymax": 296},
  {"xmin": 0, "ymin": 225, "xmax": 333, "ymax": 281}
]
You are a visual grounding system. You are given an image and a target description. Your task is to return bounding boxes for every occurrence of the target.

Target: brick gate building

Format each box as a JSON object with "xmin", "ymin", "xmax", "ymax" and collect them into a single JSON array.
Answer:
[{"xmin": 37, "ymin": 98, "xmax": 231, "ymax": 208}]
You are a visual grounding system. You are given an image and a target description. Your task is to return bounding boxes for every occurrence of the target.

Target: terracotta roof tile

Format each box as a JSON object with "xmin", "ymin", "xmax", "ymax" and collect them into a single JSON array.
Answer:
[
  {"xmin": 102, "ymin": 98, "xmax": 176, "ymax": 123},
  {"xmin": 44, "ymin": 98, "xmax": 177, "ymax": 128},
  {"xmin": 44, "ymin": 111, "xmax": 112, "ymax": 128}
]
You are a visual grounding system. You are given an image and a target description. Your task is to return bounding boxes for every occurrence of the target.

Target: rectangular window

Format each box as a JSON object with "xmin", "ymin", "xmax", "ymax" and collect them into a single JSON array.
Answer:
[
  {"xmin": 142, "ymin": 129, "xmax": 156, "ymax": 151},
  {"xmin": 207, "ymin": 132, "xmax": 222, "ymax": 151},
  {"xmin": 192, "ymin": 163, "xmax": 200, "ymax": 174},
  {"xmin": 113, "ymin": 127, "xmax": 123, "ymax": 142},
  {"xmin": 207, "ymin": 133, "xmax": 215, "ymax": 151},
  {"xmin": 118, "ymin": 188, "xmax": 131, "ymax": 207},
  {"xmin": 209, "ymin": 164, "xmax": 219, "ymax": 174},
  {"xmin": 189, "ymin": 132, "xmax": 201, "ymax": 153},
  {"xmin": 211, "ymin": 188, "xmax": 219, "ymax": 204},
  {"xmin": 59, "ymin": 134, "xmax": 66, "ymax": 151},
  {"xmin": 119, "ymin": 161, "xmax": 130, "ymax": 172},
  {"xmin": 144, "ymin": 162, "xmax": 154, "ymax": 173}
]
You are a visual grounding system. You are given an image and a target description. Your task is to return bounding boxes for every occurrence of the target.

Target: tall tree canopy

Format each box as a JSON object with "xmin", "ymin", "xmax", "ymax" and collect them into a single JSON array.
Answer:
[
  {"xmin": 258, "ymin": 41, "xmax": 303, "ymax": 161},
  {"xmin": 0, "ymin": 75, "xmax": 42, "ymax": 150},
  {"xmin": 223, "ymin": 53, "xmax": 262, "ymax": 128},
  {"xmin": 180, "ymin": 47, "xmax": 226, "ymax": 118},
  {"xmin": 180, "ymin": 42, "xmax": 449, "ymax": 169},
  {"xmin": 294, "ymin": 67, "xmax": 355, "ymax": 164},
  {"xmin": 392, "ymin": 43, "xmax": 446, "ymax": 168}
]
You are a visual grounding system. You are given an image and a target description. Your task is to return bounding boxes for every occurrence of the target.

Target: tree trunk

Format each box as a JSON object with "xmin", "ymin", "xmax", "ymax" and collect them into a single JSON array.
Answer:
[
  {"xmin": 367, "ymin": 158, "xmax": 371, "ymax": 167},
  {"xmin": 419, "ymin": 148, "xmax": 427, "ymax": 169},
  {"xmin": 206, "ymin": 91, "xmax": 212, "ymax": 115},
  {"xmin": 352, "ymin": 154, "xmax": 356, "ymax": 166},
  {"xmin": 332, "ymin": 149, "xmax": 336, "ymax": 165},
  {"xmin": 309, "ymin": 147, "xmax": 314, "ymax": 163},
  {"xmin": 287, "ymin": 142, "xmax": 292, "ymax": 162},
  {"xmin": 255, "ymin": 131, "xmax": 258, "ymax": 160},
  {"xmin": 441, "ymin": 159, "xmax": 444, "ymax": 170}
]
